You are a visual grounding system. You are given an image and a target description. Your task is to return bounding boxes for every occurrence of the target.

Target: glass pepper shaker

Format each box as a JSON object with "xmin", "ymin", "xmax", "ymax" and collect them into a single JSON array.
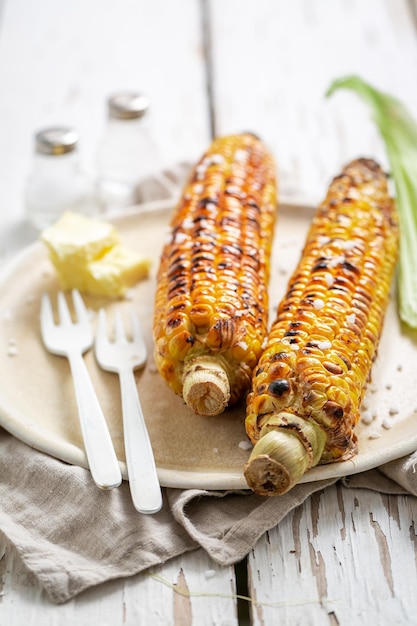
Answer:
[
  {"xmin": 96, "ymin": 92, "xmax": 164, "ymax": 212},
  {"xmin": 25, "ymin": 127, "xmax": 97, "ymax": 230}
]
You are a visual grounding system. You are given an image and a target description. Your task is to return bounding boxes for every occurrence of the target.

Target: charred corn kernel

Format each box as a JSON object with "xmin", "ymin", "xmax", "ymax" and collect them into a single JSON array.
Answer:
[
  {"xmin": 153, "ymin": 133, "xmax": 277, "ymax": 415},
  {"xmin": 244, "ymin": 158, "xmax": 399, "ymax": 496}
]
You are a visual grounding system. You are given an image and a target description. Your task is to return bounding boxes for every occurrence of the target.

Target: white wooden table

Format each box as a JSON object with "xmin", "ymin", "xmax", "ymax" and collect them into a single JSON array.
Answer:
[{"xmin": 1, "ymin": 1, "xmax": 417, "ymax": 624}]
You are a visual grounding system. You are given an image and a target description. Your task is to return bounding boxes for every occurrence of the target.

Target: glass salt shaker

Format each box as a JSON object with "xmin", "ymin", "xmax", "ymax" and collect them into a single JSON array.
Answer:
[
  {"xmin": 96, "ymin": 92, "xmax": 164, "ymax": 212},
  {"xmin": 25, "ymin": 127, "xmax": 97, "ymax": 230}
]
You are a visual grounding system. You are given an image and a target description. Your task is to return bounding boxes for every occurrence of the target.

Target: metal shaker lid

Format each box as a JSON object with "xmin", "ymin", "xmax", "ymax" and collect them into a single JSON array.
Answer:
[
  {"xmin": 107, "ymin": 93, "xmax": 150, "ymax": 120},
  {"xmin": 35, "ymin": 127, "xmax": 79, "ymax": 155}
]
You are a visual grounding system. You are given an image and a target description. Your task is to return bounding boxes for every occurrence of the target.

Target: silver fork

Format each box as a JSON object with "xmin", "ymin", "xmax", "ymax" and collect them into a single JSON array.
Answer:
[
  {"xmin": 40, "ymin": 290, "xmax": 122, "ymax": 490},
  {"xmin": 95, "ymin": 308, "xmax": 162, "ymax": 515}
]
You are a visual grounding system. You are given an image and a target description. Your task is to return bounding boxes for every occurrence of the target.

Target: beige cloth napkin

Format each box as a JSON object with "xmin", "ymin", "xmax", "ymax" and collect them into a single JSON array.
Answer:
[{"xmin": 0, "ymin": 427, "xmax": 416, "ymax": 604}]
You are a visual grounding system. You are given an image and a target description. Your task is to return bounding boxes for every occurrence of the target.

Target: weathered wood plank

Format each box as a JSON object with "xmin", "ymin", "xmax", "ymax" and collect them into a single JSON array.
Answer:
[
  {"xmin": 141, "ymin": 551, "xmax": 239, "ymax": 626},
  {"xmin": 247, "ymin": 485, "xmax": 417, "ymax": 626},
  {"xmin": 0, "ymin": 534, "xmax": 239, "ymax": 626},
  {"xmin": 208, "ymin": 0, "xmax": 417, "ymax": 204},
  {"xmin": 1, "ymin": 535, "xmax": 126, "ymax": 625}
]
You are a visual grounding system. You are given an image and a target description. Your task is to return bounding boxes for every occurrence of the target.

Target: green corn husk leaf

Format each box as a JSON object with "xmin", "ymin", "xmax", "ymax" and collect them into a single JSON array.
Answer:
[{"xmin": 326, "ymin": 75, "xmax": 417, "ymax": 329}]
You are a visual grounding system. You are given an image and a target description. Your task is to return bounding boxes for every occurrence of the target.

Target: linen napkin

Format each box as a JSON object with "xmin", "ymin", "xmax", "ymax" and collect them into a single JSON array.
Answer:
[{"xmin": 0, "ymin": 427, "xmax": 416, "ymax": 604}]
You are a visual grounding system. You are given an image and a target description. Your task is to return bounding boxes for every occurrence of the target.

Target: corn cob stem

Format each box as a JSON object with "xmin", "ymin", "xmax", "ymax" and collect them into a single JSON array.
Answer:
[
  {"xmin": 244, "ymin": 413, "xmax": 326, "ymax": 495},
  {"xmin": 182, "ymin": 356, "xmax": 230, "ymax": 416}
]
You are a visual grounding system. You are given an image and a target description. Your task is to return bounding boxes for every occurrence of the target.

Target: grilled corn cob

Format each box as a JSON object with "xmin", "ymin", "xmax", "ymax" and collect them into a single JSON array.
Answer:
[
  {"xmin": 153, "ymin": 133, "xmax": 277, "ymax": 416},
  {"xmin": 244, "ymin": 158, "xmax": 399, "ymax": 495}
]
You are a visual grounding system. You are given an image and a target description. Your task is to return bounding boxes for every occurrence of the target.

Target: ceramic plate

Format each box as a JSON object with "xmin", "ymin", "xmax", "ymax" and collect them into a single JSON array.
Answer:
[{"xmin": 0, "ymin": 202, "xmax": 416, "ymax": 490}]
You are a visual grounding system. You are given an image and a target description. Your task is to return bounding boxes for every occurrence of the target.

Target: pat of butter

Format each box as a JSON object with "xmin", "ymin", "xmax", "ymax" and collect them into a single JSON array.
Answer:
[
  {"xmin": 41, "ymin": 211, "xmax": 151, "ymax": 297},
  {"xmin": 41, "ymin": 211, "xmax": 120, "ymax": 264}
]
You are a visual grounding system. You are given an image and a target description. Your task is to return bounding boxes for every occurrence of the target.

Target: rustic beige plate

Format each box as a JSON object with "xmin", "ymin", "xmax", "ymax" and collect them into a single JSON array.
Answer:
[{"xmin": 0, "ymin": 202, "xmax": 416, "ymax": 490}]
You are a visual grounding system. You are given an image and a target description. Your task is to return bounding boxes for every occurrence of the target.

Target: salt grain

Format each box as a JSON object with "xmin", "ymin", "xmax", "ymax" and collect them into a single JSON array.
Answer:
[
  {"xmin": 317, "ymin": 340, "xmax": 331, "ymax": 350},
  {"xmin": 347, "ymin": 187, "xmax": 361, "ymax": 200},
  {"xmin": 328, "ymin": 254, "xmax": 346, "ymax": 268},
  {"xmin": 213, "ymin": 447, "xmax": 219, "ymax": 454},
  {"xmin": 324, "ymin": 273, "xmax": 334, "ymax": 287},
  {"xmin": 239, "ymin": 440, "xmax": 253, "ymax": 451},
  {"xmin": 368, "ymin": 430, "xmax": 382, "ymax": 439},
  {"xmin": 388, "ymin": 407, "xmax": 399, "ymax": 416},
  {"xmin": 196, "ymin": 164, "xmax": 207, "ymax": 179},
  {"xmin": 318, "ymin": 236, "xmax": 330, "ymax": 246},
  {"xmin": 337, "ymin": 215, "xmax": 351, "ymax": 226},
  {"xmin": 1, "ymin": 308, "xmax": 12, "ymax": 321},
  {"xmin": 234, "ymin": 149, "xmax": 247, "ymax": 163},
  {"xmin": 361, "ymin": 410, "xmax": 373, "ymax": 425},
  {"xmin": 313, "ymin": 298, "xmax": 325, "ymax": 310},
  {"xmin": 226, "ymin": 185, "xmax": 244, "ymax": 197},
  {"xmin": 204, "ymin": 569, "xmax": 216, "ymax": 579},
  {"xmin": 174, "ymin": 232, "xmax": 187, "ymax": 245},
  {"xmin": 347, "ymin": 313, "xmax": 356, "ymax": 325},
  {"xmin": 208, "ymin": 153, "xmax": 225, "ymax": 165},
  {"xmin": 182, "ymin": 218, "xmax": 194, "ymax": 230},
  {"xmin": 382, "ymin": 418, "xmax": 393, "ymax": 430},
  {"xmin": 341, "ymin": 240, "xmax": 356, "ymax": 251},
  {"xmin": 7, "ymin": 345, "xmax": 18, "ymax": 357}
]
